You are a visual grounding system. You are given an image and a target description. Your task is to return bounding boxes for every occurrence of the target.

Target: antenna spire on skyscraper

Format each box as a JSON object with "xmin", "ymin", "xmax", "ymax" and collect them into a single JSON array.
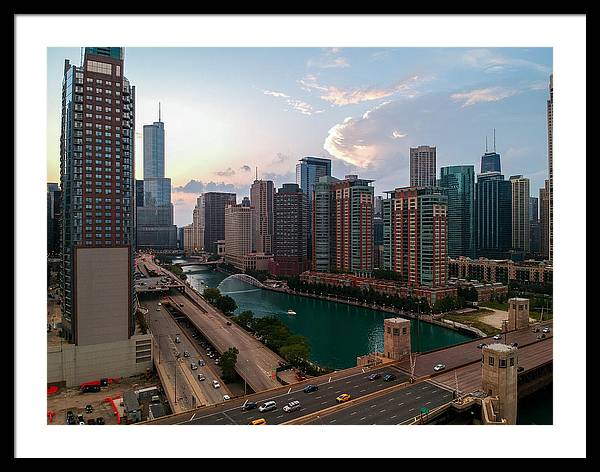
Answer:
[
  {"xmin": 485, "ymin": 135, "xmax": 488, "ymax": 153},
  {"xmin": 493, "ymin": 128, "xmax": 496, "ymax": 152},
  {"xmin": 158, "ymin": 102, "xmax": 161, "ymax": 122}
]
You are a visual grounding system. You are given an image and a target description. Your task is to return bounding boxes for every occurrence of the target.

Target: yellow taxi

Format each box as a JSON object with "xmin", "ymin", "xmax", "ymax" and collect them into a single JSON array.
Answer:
[
  {"xmin": 336, "ymin": 393, "xmax": 351, "ymax": 404},
  {"xmin": 251, "ymin": 418, "xmax": 267, "ymax": 425}
]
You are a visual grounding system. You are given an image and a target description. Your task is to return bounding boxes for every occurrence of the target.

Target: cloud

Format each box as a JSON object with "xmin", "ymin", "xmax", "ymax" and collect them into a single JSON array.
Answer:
[
  {"xmin": 299, "ymin": 74, "xmax": 424, "ymax": 106},
  {"xmin": 262, "ymin": 87, "xmax": 324, "ymax": 116},
  {"xmin": 392, "ymin": 130, "xmax": 408, "ymax": 139},
  {"xmin": 240, "ymin": 165, "xmax": 251, "ymax": 172},
  {"xmin": 450, "ymin": 87, "xmax": 520, "ymax": 107},
  {"xmin": 173, "ymin": 179, "xmax": 239, "ymax": 194},
  {"xmin": 462, "ymin": 49, "xmax": 551, "ymax": 74},
  {"xmin": 307, "ymin": 48, "xmax": 350, "ymax": 69},
  {"xmin": 215, "ymin": 167, "xmax": 236, "ymax": 177}
]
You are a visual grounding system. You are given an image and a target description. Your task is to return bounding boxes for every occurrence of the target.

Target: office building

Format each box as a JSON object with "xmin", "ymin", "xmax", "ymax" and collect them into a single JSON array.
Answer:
[
  {"xmin": 410, "ymin": 145, "xmax": 436, "ymax": 187},
  {"xmin": 539, "ymin": 181, "xmax": 550, "ymax": 260},
  {"xmin": 59, "ymin": 47, "xmax": 136, "ymax": 345},
  {"xmin": 529, "ymin": 196, "xmax": 541, "ymax": 256},
  {"xmin": 480, "ymin": 152, "xmax": 501, "ymax": 173},
  {"xmin": 296, "ymin": 156, "xmax": 332, "ymax": 258},
  {"xmin": 224, "ymin": 204, "xmax": 271, "ymax": 271},
  {"xmin": 476, "ymin": 172, "xmax": 512, "ymax": 259},
  {"xmin": 250, "ymin": 179, "xmax": 274, "ymax": 255},
  {"xmin": 382, "ymin": 186, "xmax": 448, "ymax": 288},
  {"xmin": 510, "ymin": 175, "xmax": 530, "ymax": 254},
  {"xmin": 439, "ymin": 165, "xmax": 476, "ymax": 258},
  {"xmin": 135, "ymin": 179, "xmax": 144, "ymax": 209},
  {"xmin": 271, "ymin": 183, "xmax": 309, "ymax": 276},
  {"xmin": 47, "ymin": 183, "xmax": 61, "ymax": 255},
  {"xmin": 203, "ymin": 192, "xmax": 237, "ymax": 254}
]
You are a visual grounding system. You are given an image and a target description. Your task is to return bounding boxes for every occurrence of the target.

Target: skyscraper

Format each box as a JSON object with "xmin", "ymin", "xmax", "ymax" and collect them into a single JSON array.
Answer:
[
  {"xmin": 410, "ymin": 145, "xmax": 437, "ymax": 187},
  {"xmin": 60, "ymin": 47, "xmax": 136, "ymax": 345},
  {"xmin": 382, "ymin": 186, "xmax": 448, "ymax": 288},
  {"xmin": 203, "ymin": 192, "xmax": 237, "ymax": 254},
  {"xmin": 136, "ymin": 106, "xmax": 177, "ymax": 249},
  {"xmin": 539, "ymin": 181, "xmax": 550, "ymax": 260},
  {"xmin": 510, "ymin": 175, "xmax": 530, "ymax": 254},
  {"xmin": 547, "ymin": 74, "xmax": 553, "ymax": 263},
  {"xmin": 271, "ymin": 183, "xmax": 309, "ymax": 276},
  {"xmin": 475, "ymin": 172, "xmax": 512, "ymax": 259},
  {"xmin": 250, "ymin": 179, "xmax": 274, "ymax": 255},
  {"xmin": 47, "ymin": 183, "xmax": 61, "ymax": 256},
  {"xmin": 529, "ymin": 196, "xmax": 541, "ymax": 256},
  {"xmin": 296, "ymin": 156, "xmax": 332, "ymax": 258},
  {"xmin": 480, "ymin": 131, "xmax": 501, "ymax": 173},
  {"xmin": 439, "ymin": 165, "xmax": 476, "ymax": 258},
  {"xmin": 313, "ymin": 175, "xmax": 374, "ymax": 274}
]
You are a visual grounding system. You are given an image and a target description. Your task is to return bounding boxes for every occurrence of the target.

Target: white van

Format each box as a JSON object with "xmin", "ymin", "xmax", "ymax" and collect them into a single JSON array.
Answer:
[
  {"xmin": 259, "ymin": 401, "xmax": 277, "ymax": 413},
  {"xmin": 283, "ymin": 400, "xmax": 300, "ymax": 413}
]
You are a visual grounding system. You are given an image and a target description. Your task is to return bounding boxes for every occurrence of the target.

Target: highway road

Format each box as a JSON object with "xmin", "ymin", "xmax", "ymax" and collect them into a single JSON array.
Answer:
[
  {"xmin": 304, "ymin": 380, "xmax": 454, "ymax": 425},
  {"xmin": 149, "ymin": 364, "xmax": 409, "ymax": 425},
  {"xmin": 141, "ymin": 294, "xmax": 232, "ymax": 407},
  {"xmin": 403, "ymin": 320, "xmax": 554, "ymax": 377}
]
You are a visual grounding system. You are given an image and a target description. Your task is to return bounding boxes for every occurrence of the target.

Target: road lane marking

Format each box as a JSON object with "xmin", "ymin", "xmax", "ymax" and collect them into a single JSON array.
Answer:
[
  {"xmin": 398, "ymin": 403, "xmax": 404, "ymax": 406},
  {"xmin": 276, "ymin": 415, "xmax": 283, "ymax": 418},
  {"xmin": 390, "ymin": 415, "xmax": 397, "ymax": 419},
  {"xmin": 215, "ymin": 417, "xmax": 223, "ymax": 421},
  {"xmin": 408, "ymin": 408, "xmax": 414, "ymax": 412},
  {"xmin": 321, "ymin": 401, "xmax": 328, "ymax": 405},
  {"xmin": 315, "ymin": 396, "xmax": 322, "ymax": 399},
  {"xmin": 329, "ymin": 419, "xmax": 337, "ymax": 423},
  {"xmin": 415, "ymin": 396, "xmax": 421, "ymax": 400},
  {"xmin": 359, "ymin": 389, "xmax": 366, "ymax": 393},
  {"xmin": 350, "ymin": 411, "xmax": 357, "ymax": 415},
  {"xmin": 380, "ymin": 409, "xmax": 386, "ymax": 413},
  {"xmin": 360, "ymin": 417, "xmax": 367, "ymax": 421},
  {"xmin": 425, "ymin": 401, "xmax": 431, "ymax": 405},
  {"xmin": 370, "ymin": 404, "xmax": 377, "ymax": 408}
]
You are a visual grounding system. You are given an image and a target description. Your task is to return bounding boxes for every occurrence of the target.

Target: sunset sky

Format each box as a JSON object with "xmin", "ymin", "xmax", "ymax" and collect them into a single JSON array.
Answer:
[{"xmin": 47, "ymin": 47, "xmax": 552, "ymax": 227}]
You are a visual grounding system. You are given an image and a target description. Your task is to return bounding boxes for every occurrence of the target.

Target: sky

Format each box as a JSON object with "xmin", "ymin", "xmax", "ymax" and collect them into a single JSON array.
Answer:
[{"xmin": 47, "ymin": 47, "xmax": 552, "ymax": 228}]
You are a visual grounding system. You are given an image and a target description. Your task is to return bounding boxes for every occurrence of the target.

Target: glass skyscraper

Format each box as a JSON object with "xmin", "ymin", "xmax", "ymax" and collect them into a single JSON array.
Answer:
[
  {"xmin": 476, "ymin": 172, "xmax": 512, "ymax": 259},
  {"xmin": 480, "ymin": 152, "xmax": 501, "ymax": 174},
  {"xmin": 440, "ymin": 165, "xmax": 475, "ymax": 259}
]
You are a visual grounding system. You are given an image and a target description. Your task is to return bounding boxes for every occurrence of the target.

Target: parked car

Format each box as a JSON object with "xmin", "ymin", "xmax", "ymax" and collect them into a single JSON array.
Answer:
[
  {"xmin": 197, "ymin": 374, "xmax": 205, "ymax": 381},
  {"xmin": 542, "ymin": 327, "xmax": 551, "ymax": 333},
  {"xmin": 212, "ymin": 380, "xmax": 221, "ymax": 389},
  {"xmin": 493, "ymin": 334, "xmax": 502, "ymax": 340},
  {"xmin": 242, "ymin": 401, "xmax": 257, "ymax": 411},
  {"xmin": 367, "ymin": 373, "xmax": 381, "ymax": 381},
  {"xmin": 283, "ymin": 400, "xmax": 301, "ymax": 412},
  {"xmin": 82, "ymin": 385, "xmax": 100, "ymax": 393},
  {"xmin": 95, "ymin": 417, "xmax": 105, "ymax": 425},
  {"xmin": 336, "ymin": 393, "xmax": 351, "ymax": 403},
  {"xmin": 477, "ymin": 343, "xmax": 487, "ymax": 349},
  {"xmin": 251, "ymin": 418, "xmax": 267, "ymax": 425},
  {"xmin": 383, "ymin": 373, "xmax": 396, "ymax": 382},
  {"xmin": 433, "ymin": 364, "xmax": 446, "ymax": 372},
  {"xmin": 223, "ymin": 395, "xmax": 231, "ymax": 401},
  {"xmin": 259, "ymin": 401, "xmax": 277, "ymax": 412},
  {"xmin": 85, "ymin": 404, "xmax": 93, "ymax": 414},
  {"xmin": 303, "ymin": 384, "xmax": 318, "ymax": 393}
]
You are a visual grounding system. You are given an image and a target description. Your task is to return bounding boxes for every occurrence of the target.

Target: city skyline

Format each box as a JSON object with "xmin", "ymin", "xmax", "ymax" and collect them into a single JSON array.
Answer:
[{"xmin": 47, "ymin": 47, "xmax": 553, "ymax": 227}]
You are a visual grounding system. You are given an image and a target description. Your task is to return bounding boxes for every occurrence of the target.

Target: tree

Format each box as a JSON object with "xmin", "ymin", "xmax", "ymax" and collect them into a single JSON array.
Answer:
[
  {"xmin": 215, "ymin": 295, "xmax": 237, "ymax": 314},
  {"xmin": 280, "ymin": 342, "xmax": 310, "ymax": 365},
  {"xmin": 220, "ymin": 347, "xmax": 239, "ymax": 382},
  {"xmin": 203, "ymin": 287, "xmax": 221, "ymax": 304}
]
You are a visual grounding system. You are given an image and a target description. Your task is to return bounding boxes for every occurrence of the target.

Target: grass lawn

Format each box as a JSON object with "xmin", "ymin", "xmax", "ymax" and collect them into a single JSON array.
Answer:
[
  {"xmin": 443, "ymin": 310, "xmax": 502, "ymax": 336},
  {"xmin": 479, "ymin": 301, "xmax": 551, "ymax": 321}
]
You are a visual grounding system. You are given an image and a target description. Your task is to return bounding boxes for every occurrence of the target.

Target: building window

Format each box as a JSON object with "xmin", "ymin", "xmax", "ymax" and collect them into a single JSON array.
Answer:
[
  {"xmin": 510, "ymin": 358, "xmax": 514, "ymax": 367},
  {"xmin": 499, "ymin": 359, "xmax": 506, "ymax": 368},
  {"xmin": 488, "ymin": 356, "xmax": 494, "ymax": 366}
]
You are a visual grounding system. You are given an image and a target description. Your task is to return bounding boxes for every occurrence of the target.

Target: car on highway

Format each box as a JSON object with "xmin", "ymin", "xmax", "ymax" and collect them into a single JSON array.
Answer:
[
  {"xmin": 197, "ymin": 374, "xmax": 205, "ymax": 381},
  {"xmin": 303, "ymin": 384, "xmax": 318, "ymax": 393},
  {"xmin": 214, "ymin": 359, "xmax": 220, "ymax": 365},
  {"xmin": 156, "ymin": 308, "xmax": 161, "ymax": 311},
  {"xmin": 493, "ymin": 334, "xmax": 502, "ymax": 340},
  {"xmin": 242, "ymin": 401, "xmax": 257, "ymax": 411},
  {"xmin": 212, "ymin": 380, "xmax": 221, "ymax": 389},
  {"xmin": 175, "ymin": 335, "xmax": 181, "ymax": 343},
  {"xmin": 477, "ymin": 343, "xmax": 487, "ymax": 349},
  {"xmin": 336, "ymin": 393, "xmax": 351, "ymax": 404},
  {"xmin": 367, "ymin": 373, "xmax": 381, "ymax": 381},
  {"xmin": 190, "ymin": 363, "xmax": 198, "ymax": 370},
  {"xmin": 223, "ymin": 395, "xmax": 231, "ymax": 401},
  {"xmin": 542, "ymin": 327, "xmax": 551, "ymax": 333},
  {"xmin": 157, "ymin": 302, "xmax": 162, "ymax": 306},
  {"xmin": 283, "ymin": 400, "xmax": 301, "ymax": 412},
  {"xmin": 251, "ymin": 418, "xmax": 267, "ymax": 425},
  {"xmin": 198, "ymin": 360, "xmax": 206, "ymax": 367},
  {"xmin": 259, "ymin": 401, "xmax": 277, "ymax": 412},
  {"xmin": 183, "ymin": 351, "xmax": 190, "ymax": 357},
  {"xmin": 433, "ymin": 364, "xmax": 446, "ymax": 372},
  {"xmin": 383, "ymin": 373, "xmax": 396, "ymax": 382}
]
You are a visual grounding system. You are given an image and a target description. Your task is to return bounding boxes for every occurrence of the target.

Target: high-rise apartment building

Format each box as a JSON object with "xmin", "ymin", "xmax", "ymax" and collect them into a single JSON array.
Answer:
[
  {"xmin": 539, "ymin": 181, "xmax": 550, "ymax": 260},
  {"xmin": 60, "ymin": 47, "xmax": 136, "ymax": 345},
  {"xmin": 250, "ymin": 179, "xmax": 274, "ymax": 255},
  {"xmin": 547, "ymin": 74, "xmax": 553, "ymax": 263},
  {"xmin": 439, "ymin": 165, "xmax": 475, "ymax": 259},
  {"xmin": 136, "ymin": 108, "xmax": 177, "ymax": 250},
  {"xmin": 271, "ymin": 183, "xmax": 309, "ymax": 276},
  {"xmin": 409, "ymin": 145, "xmax": 437, "ymax": 187},
  {"xmin": 224, "ymin": 204, "xmax": 255, "ymax": 269},
  {"xmin": 47, "ymin": 183, "xmax": 61, "ymax": 255},
  {"xmin": 475, "ymin": 172, "xmax": 512, "ymax": 259},
  {"xmin": 510, "ymin": 175, "xmax": 530, "ymax": 254},
  {"xmin": 529, "ymin": 196, "xmax": 541, "ymax": 256},
  {"xmin": 296, "ymin": 156, "xmax": 332, "ymax": 258},
  {"xmin": 382, "ymin": 187, "xmax": 448, "ymax": 288},
  {"xmin": 313, "ymin": 175, "xmax": 374, "ymax": 274},
  {"xmin": 203, "ymin": 192, "xmax": 237, "ymax": 254}
]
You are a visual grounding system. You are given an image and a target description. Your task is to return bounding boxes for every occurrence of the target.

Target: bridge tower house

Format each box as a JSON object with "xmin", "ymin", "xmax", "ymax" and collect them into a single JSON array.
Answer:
[
  {"xmin": 481, "ymin": 343, "xmax": 518, "ymax": 424},
  {"xmin": 383, "ymin": 317, "xmax": 411, "ymax": 360},
  {"xmin": 507, "ymin": 297, "xmax": 529, "ymax": 331}
]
